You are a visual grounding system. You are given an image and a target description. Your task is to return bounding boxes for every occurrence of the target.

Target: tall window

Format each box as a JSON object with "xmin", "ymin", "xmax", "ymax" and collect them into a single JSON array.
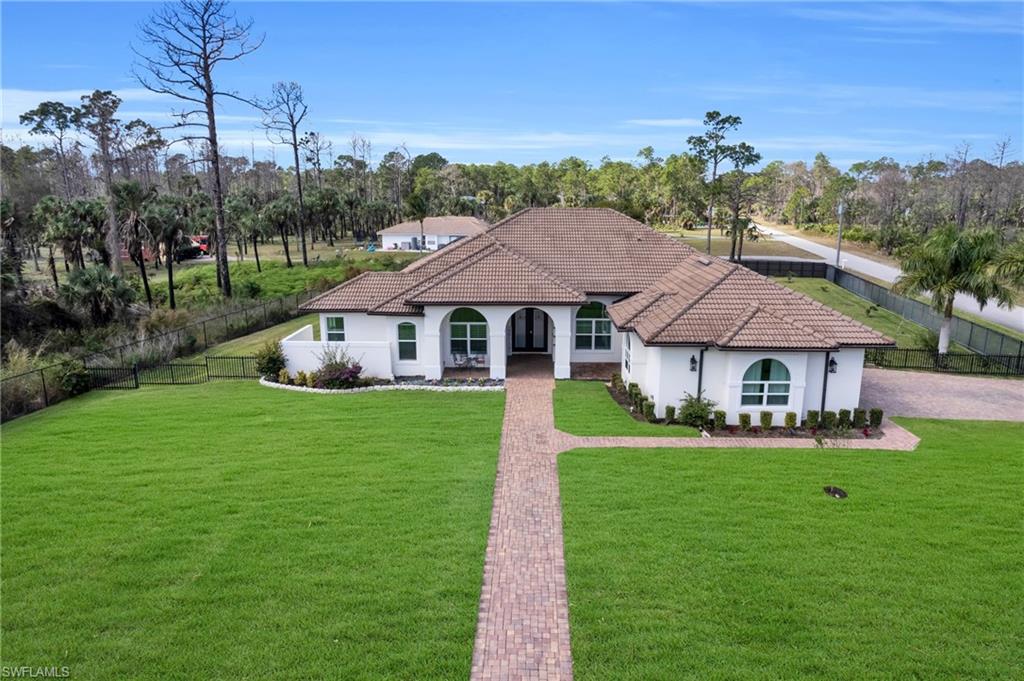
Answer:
[
  {"xmin": 450, "ymin": 308, "xmax": 487, "ymax": 356},
  {"xmin": 623, "ymin": 333, "xmax": 631, "ymax": 371},
  {"xmin": 326, "ymin": 316, "xmax": 345, "ymax": 342},
  {"xmin": 575, "ymin": 302, "xmax": 612, "ymax": 350},
  {"xmin": 741, "ymin": 359, "xmax": 790, "ymax": 406},
  {"xmin": 398, "ymin": 322, "xmax": 417, "ymax": 361}
]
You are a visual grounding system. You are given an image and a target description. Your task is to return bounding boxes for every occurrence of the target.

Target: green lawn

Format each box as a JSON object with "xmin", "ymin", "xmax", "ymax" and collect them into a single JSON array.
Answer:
[
  {"xmin": 559, "ymin": 419, "xmax": 1024, "ymax": 680},
  {"xmin": 1, "ymin": 382, "xmax": 505, "ymax": 679},
  {"xmin": 179, "ymin": 313, "xmax": 320, "ymax": 361},
  {"xmin": 776, "ymin": 278, "xmax": 946, "ymax": 349},
  {"xmin": 554, "ymin": 380, "xmax": 699, "ymax": 437}
]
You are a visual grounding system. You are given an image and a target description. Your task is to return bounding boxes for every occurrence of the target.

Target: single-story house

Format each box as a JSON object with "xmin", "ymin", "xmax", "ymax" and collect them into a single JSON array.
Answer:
[
  {"xmin": 284, "ymin": 207, "xmax": 893, "ymax": 424},
  {"xmin": 379, "ymin": 215, "xmax": 488, "ymax": 251}
]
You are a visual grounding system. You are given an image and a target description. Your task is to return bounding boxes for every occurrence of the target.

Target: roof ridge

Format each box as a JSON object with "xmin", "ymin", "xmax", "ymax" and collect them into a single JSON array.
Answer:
[
  {"xmin": 648, "ymin": 259, "xmax": 740, "ymax": 340},
  {"xmin": 399, "ymin": 235, "xmax": 505, "ymax": 302},
  {"xmin": 487, "ymin": 235, "xmax": 584, "ymax": 297},
  {"xmin": 759, "ymin": 302, "xmax": 835, "ymax": 344},
  {"xmin": 715, "ymin": 303, "xmax": 761, "ymax": 347},
  {"xmin": 617, "ymin": 291, "xmax": 668, "ymax": 327}
]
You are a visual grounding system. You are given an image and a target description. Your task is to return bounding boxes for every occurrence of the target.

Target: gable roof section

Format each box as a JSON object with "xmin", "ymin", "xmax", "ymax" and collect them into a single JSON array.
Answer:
[{"xmin": 608, "ymin": 256, "xmax": 894, "ymax": 350}]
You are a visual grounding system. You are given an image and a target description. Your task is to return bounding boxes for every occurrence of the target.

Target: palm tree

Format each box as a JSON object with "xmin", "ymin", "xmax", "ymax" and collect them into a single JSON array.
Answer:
[
  {"xmin": 994, "ymin": 240, "xmax": 1024, "ymax": 288},
  {"xmin": 226, "ymin": 190, "xmax": 266, "ymax": 272},
  {"xmin": 30, "ymin": 196, "xmax": 65, "ymax": 289},
  {"xmin": 404, "ymin": 191, "xmax": 430, "ymax": 252},
  {"xmin": 261, "ymin": 196, "xmax": 297, "ymax": 268},
  {"xmin": 146, "ymin": 197, "xmax": 189, "ymax": 309},
  {"xmin": 60, "ymin": 265, "xmax": 136, "ymax": 325},
  {"xmin": 113, "ymin": 181, "xmax": 157, "ymax": 308},
  {"xmin": 894, "ymin": 225, "xmax": 1016, "ymax": 353}
]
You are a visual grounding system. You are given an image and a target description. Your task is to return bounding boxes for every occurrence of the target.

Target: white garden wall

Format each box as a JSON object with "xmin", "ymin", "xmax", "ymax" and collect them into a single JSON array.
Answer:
[{"xmin": 282, "ymin": 324, "xmax": 394, "ymax": 379}]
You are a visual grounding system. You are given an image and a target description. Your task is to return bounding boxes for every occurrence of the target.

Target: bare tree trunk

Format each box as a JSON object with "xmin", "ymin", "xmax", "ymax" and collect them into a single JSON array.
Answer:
[
  {"xmin": 204, "ymin": 86, "xmax": 232, "ymax": 298},
  {"xmin": 101, "ymin": 147, "xmax": 122, "ymax": 276},
  {"xmin": 48, "ymin": 247, "xmax": 60, "ymax": 290},
  {"xmin": 279, "ymin": 226, "xmax": 293, "ymax": 268},
  {"xmin": 136, "ymin": 249, "xmax": 153, "ymax": 308},
  {"xmin": 291, "ymin": 130, "xmax": 308, "ymax": 266},
  {"xmin": 165, "ymin": 240, "xmax": 176, "ymax": 310},
  {"xmin": 252, "ymin": 234, "xmax": 261, "ymax": 272}
]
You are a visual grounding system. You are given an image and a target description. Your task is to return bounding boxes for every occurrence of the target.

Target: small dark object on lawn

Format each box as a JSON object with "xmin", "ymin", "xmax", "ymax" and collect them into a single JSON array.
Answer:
[{"xmin": 824, "ymin": 486, "xmax": 847, "ymax": 499}]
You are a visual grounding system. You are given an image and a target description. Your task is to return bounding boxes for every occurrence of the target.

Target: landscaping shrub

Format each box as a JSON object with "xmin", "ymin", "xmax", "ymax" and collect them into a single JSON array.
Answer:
[
  {"xmin": 852, "ymin": 408, "xmax": 867, "ymax": 428},
  {"xmin": 822, "ymin": 410, "xmax": 838, "ymax": 430},
  {"xmin": 255, "ymin": 340, "xmax": 286, "ymax": 379},
  {"xmin": 806, "ymin": 410, "xmax": 820, "ymax": 429},
  {"xmin": 837, "ymin": 408, "xmax": 852, "ymax": 428},
  {"xmin": 305, "ymin": 372, "xmax": 317, "ymax": 388},
  {"xmin": 869, "ymin": 407, "xmax": 884, "ymax": 428},
  {"xmin": 59, "ymin": 361, "xmax": 91, "ymax": 396},
  {"xmin": 627, "ymin": 382, "xmax": 639, "ymax": 399},
  {"xmin": 664, "ymin": 405, "xmax": 676, "ymax": 423},
  {"xmin": 610, "ymin": 373, "xmax": 623, "ymax": 391},
  {"xmin": 713, "ymin": 409, "xmax": 726, "ymax": 431},
  {"xmin": 314, "ymin": 345, "xmax": 364, "ymax": 389},
  {"xmin": 760, "ymin": 411, "xmax": 774, "ymax": 430},
  {"xmin": 677, "ymin": 391, "xmax": 717, "ymax": 428},
  {"xmin": 738, "ymin": 412, "xmax": 751, "ymax": 431},
  {"xmin": 277, "ymin": 368, "xmax": 291, "ymax": 384},
  {"xmin": 295, "ymin": 370, "xmax": 308, "ymax": 387},
  {"xmin": 784, "ymin": 411, "xmax": 798, "ymax": 429},
  {"xmin": 642, "ymin": 400, "xmax": 655, "ymax": 422}
]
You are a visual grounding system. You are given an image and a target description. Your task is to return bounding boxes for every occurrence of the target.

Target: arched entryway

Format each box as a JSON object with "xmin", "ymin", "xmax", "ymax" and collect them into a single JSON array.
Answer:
[{"xmin": 508, "ymin": 307, "xmax": 551, "ymax": 353}]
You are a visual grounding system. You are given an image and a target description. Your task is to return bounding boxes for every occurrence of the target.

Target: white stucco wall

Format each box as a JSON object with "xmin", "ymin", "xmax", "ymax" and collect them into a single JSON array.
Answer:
[
  {"xmin": 381, "ymin": 233, "xmax": 464, "ymax": 252},
  {"xmin": 281, "ymin": 323, "xmax": 393, "ymax": 379},
  {"xmin": 627, "ymin": 343, "xmax": 868, "ymax": 426}
]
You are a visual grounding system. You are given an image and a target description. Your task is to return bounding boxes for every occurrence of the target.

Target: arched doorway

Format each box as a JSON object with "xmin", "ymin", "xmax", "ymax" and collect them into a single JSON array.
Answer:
[{"xmin": 508, "ymin": 307, "xmax": 551, "ymax": 353}]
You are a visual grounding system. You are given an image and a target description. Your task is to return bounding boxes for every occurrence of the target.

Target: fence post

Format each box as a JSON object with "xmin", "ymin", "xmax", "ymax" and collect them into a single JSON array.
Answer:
[
  {"xmin": 203, "ymin": 320, "xmax": 209, "ymax": 349},
  {"xmin": 133, "ymin": 364, "xmax": 139, "ymax": 389},
  {"xmin": 119, "ymin": 346, "xmax": 124, "ymax": 366},
  {"xmin": 205, "ymin": 355, "xmax": 211, "ymax": 381},
  {"xmin": 40, "ymin": 369, "xmax": 49, "ymax": 406}
]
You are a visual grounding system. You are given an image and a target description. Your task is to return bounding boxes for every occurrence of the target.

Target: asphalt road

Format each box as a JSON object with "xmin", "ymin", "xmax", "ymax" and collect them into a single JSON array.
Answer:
[{"xmin": 755, "ymin": 223, "xmax": 1024, "ymax": 333}]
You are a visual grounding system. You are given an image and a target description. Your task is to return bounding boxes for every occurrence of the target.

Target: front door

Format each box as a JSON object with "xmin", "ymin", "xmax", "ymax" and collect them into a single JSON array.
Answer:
[{"xmin": 512, "ymin": 308, "xmax": 548, "ymax": 352}]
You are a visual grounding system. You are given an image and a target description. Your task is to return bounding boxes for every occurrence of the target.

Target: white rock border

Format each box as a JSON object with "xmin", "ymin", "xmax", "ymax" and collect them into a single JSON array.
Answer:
[{"xmin": 259, "ymin": 377, "xmax": 505, "ymax": 394}]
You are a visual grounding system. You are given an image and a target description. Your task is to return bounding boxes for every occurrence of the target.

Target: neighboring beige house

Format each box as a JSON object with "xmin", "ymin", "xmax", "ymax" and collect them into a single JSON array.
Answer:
[
  {"xmin": 379, "ymin": 215, "xmax": 488, "ymax": 251},
  {"xmin": 283, "ymin": 207, "xmax": 893, "ymax": 424}
]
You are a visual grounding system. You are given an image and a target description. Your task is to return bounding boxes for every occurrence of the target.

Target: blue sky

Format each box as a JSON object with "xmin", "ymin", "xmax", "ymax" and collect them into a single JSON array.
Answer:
[{"xmin": 2, "ymin": 1, "xmax": 1022, "ymax": 168}]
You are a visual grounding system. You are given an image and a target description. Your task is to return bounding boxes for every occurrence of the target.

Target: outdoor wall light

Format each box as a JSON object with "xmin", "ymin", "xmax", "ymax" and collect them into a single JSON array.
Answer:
[
  {"xmin": 690, "ymin": 355, "xmax": 698, "ymax": 372},
  {"xmin": 828, "ymin": 357, "xmax": 838, "ymax": 373}
]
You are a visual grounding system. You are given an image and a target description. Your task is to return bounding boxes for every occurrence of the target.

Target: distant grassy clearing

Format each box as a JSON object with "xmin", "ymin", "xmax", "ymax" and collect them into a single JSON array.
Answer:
[
  {"xmin": 1, "ymin": 382, "xmax": 504, "ymax": 679},
  {"xmin": 676, "ymin": 234, "xmax": 820, "ymax": 259},
  {"xmin": 560, "ymin": 419, "xmax": 1024, "ymax": 680}
]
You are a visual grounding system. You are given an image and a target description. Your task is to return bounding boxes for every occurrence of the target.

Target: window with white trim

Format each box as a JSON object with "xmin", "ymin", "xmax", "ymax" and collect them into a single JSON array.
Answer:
[
  {"xmin": 326, "ymin": 316, "xmax": 345, "ymax": 342},
  {"xmin": 398, "ymin": 322, "xmax": 417, "ymax": 361},
  {"xmin": 575, "ymin": 302, "xmax": 612, "ymax": 350},
  {"xmin": 741, "ymin": 359, "xmax": 790, "ymax": 406},
  {"xmin": 449, "ymin": 308, "xmax": 487, "ymax": 356},
  {"xmin": 623, "ymin": 333, "xmax": 631, "ymax": 371}
]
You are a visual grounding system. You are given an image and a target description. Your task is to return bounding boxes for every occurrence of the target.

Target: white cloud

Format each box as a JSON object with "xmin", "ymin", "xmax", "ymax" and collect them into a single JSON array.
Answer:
[
  {"xmin": 2, "ymin": 87, "xmax": 170, "ymax": 125},
  {"xmin": 789, "ymin": 4, "xmax": 1023, "ymax": 36},
  {"xmin": 624, "ymin": 118, "xmax": 702, "ymax": 128}
]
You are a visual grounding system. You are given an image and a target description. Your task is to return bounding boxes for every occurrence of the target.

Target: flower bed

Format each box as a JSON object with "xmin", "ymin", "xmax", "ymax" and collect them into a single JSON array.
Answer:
[{"xmin": 260, "ymin": 377, "xmax": 504, "ymax": 394}]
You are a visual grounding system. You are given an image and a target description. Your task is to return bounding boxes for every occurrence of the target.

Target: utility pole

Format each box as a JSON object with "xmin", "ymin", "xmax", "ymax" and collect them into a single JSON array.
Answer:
[{"xmin": 835, "ymin": 199, "xmax": 845, "ymax": 268}]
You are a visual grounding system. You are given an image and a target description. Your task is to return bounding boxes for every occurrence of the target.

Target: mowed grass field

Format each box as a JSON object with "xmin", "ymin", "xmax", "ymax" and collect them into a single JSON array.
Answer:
[
  {"xmin": 554, "ymin": 381, "xmax": 699, "ymax": 437},
  {"xmin": 559, "ymin": 419, "xmax": 1024, "ymax": 680},
  {"xmin": 1, "ymin": 382, "xmax": 505, "ymax": 679}
]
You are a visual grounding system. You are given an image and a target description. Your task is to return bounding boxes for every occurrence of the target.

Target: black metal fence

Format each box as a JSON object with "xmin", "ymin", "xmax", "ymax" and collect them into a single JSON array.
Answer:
[
  {"xmin": 741, "ymin": 259, "xmax": 1024, "ymax": 358},
  {"xmin": 89, "ymin": 366, "xmax": 140, "ymax": 390},
  {"xmin": 83, "ymin": 356, "xmax": 261, "ymax": 393},
  {"xmin": 865, "ymin": 348, "xmax": 1024, "ymax": 376},
  {"xmin": 1, "ymin": 288, "xmax": 316, "ymax": 422}
]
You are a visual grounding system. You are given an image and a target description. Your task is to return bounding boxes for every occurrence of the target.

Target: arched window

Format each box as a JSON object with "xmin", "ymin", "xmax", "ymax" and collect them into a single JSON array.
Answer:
[
  {"xmin": 741, "ymin": 359, "xmax": 791, "ymax": 406},
  {"xmin": 397, "ymin": 322, "xmax": 417, "ymax": 361},
  {"xmin": 575, "ymin": 302, "xmax": 612, "ymax": 350},
  {"xmin": 450, "ymin": 308, "xmax": 487, "ymax": 356}
]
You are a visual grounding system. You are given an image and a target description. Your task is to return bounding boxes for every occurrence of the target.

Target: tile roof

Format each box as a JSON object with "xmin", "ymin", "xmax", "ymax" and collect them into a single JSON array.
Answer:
[
  {"xmin": 608, "ymin": 255, "xmax": 895, "ymax": 350},
  {"xmin": 379, "ymin": 215, "xmax": 488, "ymax": 237},
  {"xmin": 302, "ymin": 207, "xmax": 696, "ymax": 314}
]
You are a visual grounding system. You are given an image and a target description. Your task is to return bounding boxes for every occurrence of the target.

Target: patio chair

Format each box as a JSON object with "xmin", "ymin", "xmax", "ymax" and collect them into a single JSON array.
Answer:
[{"xmin": 452, "ymin": 353, "xmax": 469, "ymax": 368}]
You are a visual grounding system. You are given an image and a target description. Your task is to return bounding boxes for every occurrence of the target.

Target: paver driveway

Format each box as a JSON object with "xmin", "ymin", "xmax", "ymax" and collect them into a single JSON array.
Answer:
[
  {"xmin": 470, "ymin": 358, "xmax": 921, "ymax": 680},
  {"xmin": 861, "ymin": 368, "xmax": 1024, "ymax": 421}
]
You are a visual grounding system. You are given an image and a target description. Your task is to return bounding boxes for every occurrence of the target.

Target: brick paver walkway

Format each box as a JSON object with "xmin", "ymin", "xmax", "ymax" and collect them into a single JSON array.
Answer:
[{"xmin": 470, "ymin": 359, "xmax": 920, "ymax": 680}]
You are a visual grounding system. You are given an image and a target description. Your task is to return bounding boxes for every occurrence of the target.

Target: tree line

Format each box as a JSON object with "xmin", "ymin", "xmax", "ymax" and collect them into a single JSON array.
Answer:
[{"xmin": 2, "ymin": 0, "xmax": 1021, "ymax": 346}]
